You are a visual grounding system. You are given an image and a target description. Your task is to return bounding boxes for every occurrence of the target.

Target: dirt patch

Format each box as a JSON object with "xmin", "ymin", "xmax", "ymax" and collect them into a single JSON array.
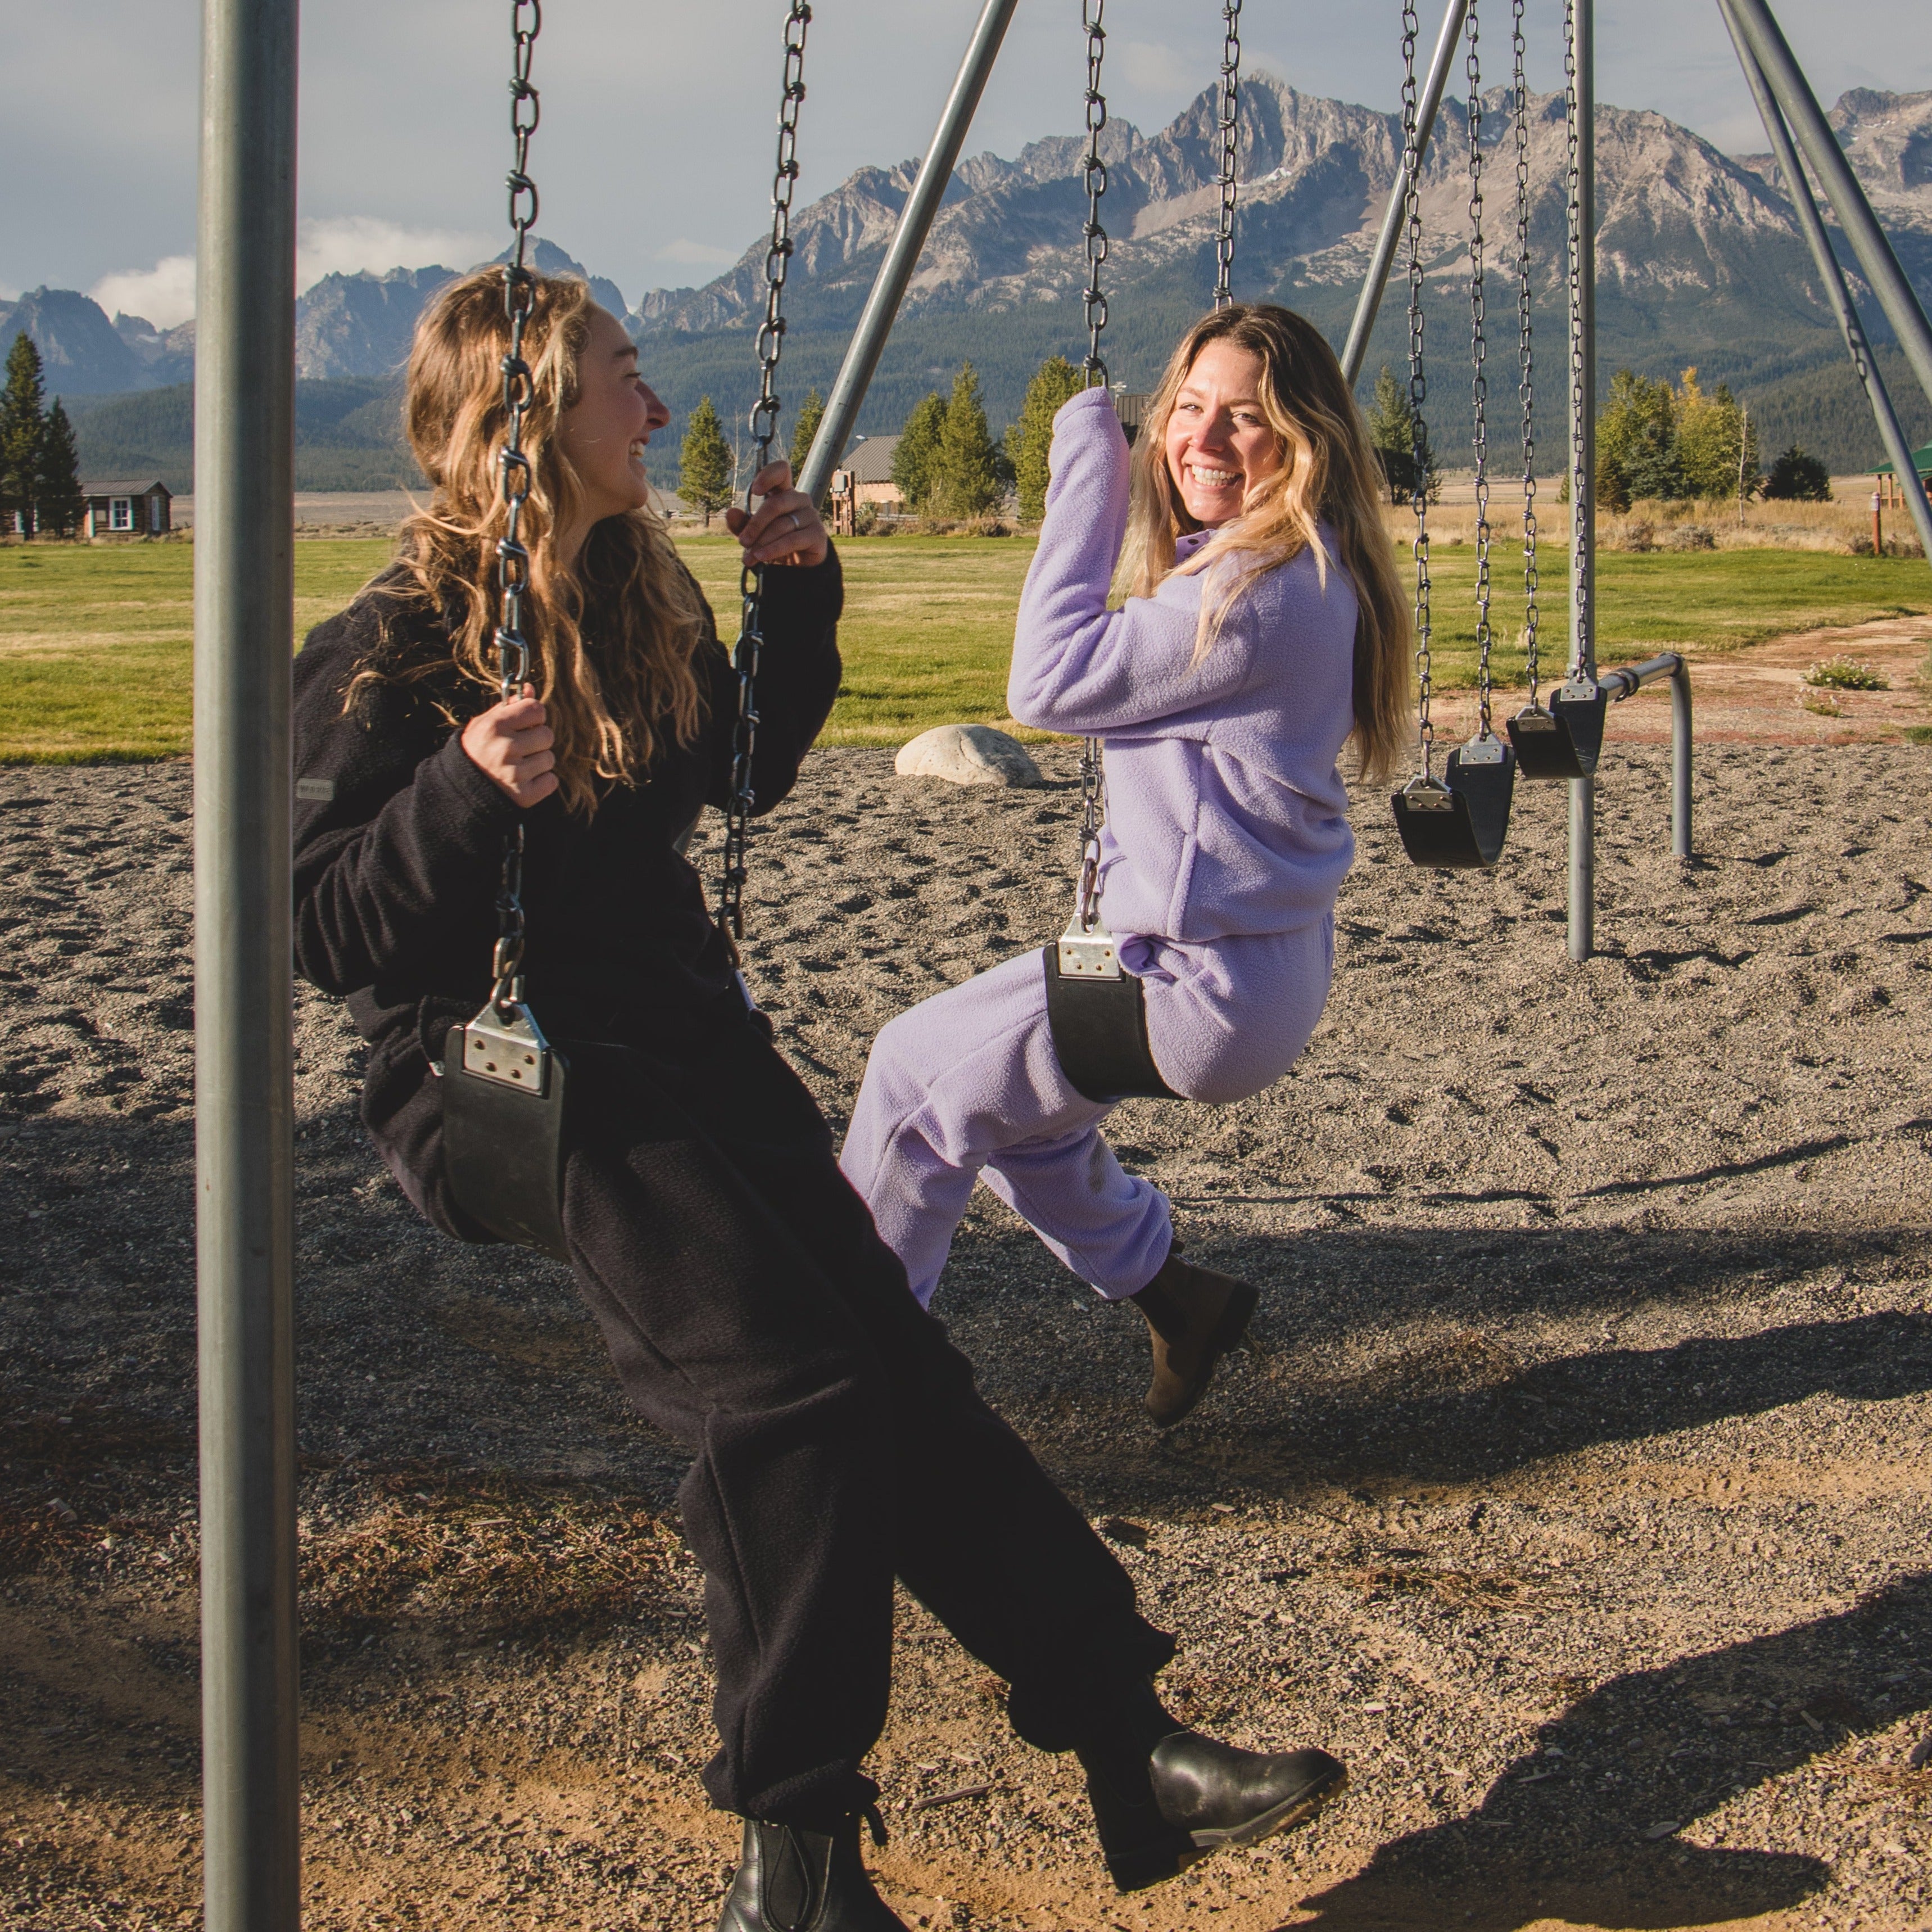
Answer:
[
  {"xmin": 4, "ymin": 746, "xmax": 1932, "ymax": 1929},
  {"xmin": 1425, "ymin": 612, "xmax": 1932, "ymax": 748}
]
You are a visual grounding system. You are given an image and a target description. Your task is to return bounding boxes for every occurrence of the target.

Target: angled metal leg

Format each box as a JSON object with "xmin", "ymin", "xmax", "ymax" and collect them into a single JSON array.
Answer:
[
  {"xmin": 1340, "ymin": 0, "xmax": 1472, "ymax": 387},
  {"xmin": 797, "ymin": 0, "xmax": 1020, "ymax": 503},
  {"xmin": 1718, "ymin": 0, "xmax": 1932, "ymax": 563},
  {"xmin": 1722, "ymin": 0, "xmax": 1932, "ymax": 416}
]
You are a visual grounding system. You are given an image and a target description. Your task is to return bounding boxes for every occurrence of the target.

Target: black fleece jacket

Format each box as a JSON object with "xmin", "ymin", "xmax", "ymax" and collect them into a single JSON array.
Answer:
[{"xmin": 290, "ymin": 549, "xmax": 843, "ymax": 1229}]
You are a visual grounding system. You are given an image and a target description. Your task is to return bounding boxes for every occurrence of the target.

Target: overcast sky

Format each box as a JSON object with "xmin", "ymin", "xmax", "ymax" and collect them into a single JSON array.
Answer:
[{"xmin": 7, "ymin": 1, "xmax": 1927, "ymax": 327}]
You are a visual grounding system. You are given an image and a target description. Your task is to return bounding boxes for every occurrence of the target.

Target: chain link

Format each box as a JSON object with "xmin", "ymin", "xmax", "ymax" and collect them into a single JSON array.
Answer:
[
  {"xmin": 1213, "ymin": 0, "xmax": 1243, "ymax": 310},
  {"xmin": 1515, "ymin": 0, "xmax": 1540, "ymax": 708},
  {"xmin": 1074, "ymin": 0, "xmax": 1110, "ymax": 924},
  {"xmin": 1081, "ymin": 0, "xmax": 1111, "ymax": 387},
  {"xmin": 717, "ymin": 0, "xmax": 812, "ymax": 944},
  {"xmin": 1401, "ymin": 3, "xmax": 1435, "ymax": 779},
  {"xmin": 1564, "ymin": 0, "xmax": 1590, "ymax": 680},
  {"xmin": 1467, "ymin": 3, "xmax": 1495, "ymax": 741},
  {"xmin": 487, "ymin": 0, "xmax": 544, "ymax": 1007}
]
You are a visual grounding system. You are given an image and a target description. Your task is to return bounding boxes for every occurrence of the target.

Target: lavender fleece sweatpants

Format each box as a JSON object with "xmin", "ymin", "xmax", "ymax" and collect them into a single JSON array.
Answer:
[{"xmin": 839, "ymin": 919, "xmax": 1335, "ymax": 1307}]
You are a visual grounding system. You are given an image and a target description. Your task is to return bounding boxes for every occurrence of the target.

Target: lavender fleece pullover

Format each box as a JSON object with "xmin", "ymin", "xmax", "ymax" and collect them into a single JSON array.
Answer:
[{"xmin": 1010, "ymin": 384, "xmax": 1359, "ymax": 953}]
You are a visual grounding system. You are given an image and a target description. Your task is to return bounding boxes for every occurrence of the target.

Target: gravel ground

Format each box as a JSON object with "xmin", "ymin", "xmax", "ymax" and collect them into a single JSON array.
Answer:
[{"xmin": 3, "ymin": 740, "xmax": 1930, "ymax": 1931}]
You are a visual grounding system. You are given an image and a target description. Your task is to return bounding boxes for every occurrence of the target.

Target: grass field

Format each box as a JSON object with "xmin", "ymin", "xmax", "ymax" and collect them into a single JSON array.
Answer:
[{"xmin": 1, "ymin": 533, "xmax": 1928, "ymax": 760}]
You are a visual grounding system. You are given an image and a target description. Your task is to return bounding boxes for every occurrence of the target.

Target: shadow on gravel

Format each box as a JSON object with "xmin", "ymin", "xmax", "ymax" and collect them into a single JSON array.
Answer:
[
  {"xmin": 1289, "ymin": 1574, "xmax": 1932, "ymax": 1930},
  {"xmin": 1255, "ymin": 1309, "xmax": 1932, "ymax": 1491}
]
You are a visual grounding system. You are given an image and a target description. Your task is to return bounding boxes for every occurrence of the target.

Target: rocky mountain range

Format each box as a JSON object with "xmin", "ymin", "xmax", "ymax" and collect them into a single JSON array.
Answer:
[{"xmin": 8, "ymin": 80, "xmax": 1929, "ymax": 480}]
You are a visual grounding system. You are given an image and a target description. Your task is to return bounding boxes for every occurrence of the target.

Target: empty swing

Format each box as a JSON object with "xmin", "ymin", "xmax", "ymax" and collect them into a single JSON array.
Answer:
[
  {"xmin": 1392, "ymin": 0, "xmax": 1518, "ymax": 868},
  {"xmin": 1040, "ymin": 0, "xmax": 1245, "ymax": 1105},
  {"xmin": 440, "ymin": 0, "xmax": 815, "ymax": 1258},
  {"xmin": 1505, "ymin": 0, "xmax": 1607, "ymax": 779}
]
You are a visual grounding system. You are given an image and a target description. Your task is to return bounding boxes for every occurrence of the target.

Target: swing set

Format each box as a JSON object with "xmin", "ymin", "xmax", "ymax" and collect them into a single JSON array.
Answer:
[{"xmin": 186, "ymin": 0, "xmax": 1932, "ymax": 1922}]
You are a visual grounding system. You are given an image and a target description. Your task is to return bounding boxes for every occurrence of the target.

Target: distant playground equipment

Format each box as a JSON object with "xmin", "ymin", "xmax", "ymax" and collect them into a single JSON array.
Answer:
[
  {"xmin": 1345, "ymin": 0, "xmax": 1932, "ymax": 956},
  {"xmin": 188, "ymin": 3, "xmax": 1932, "ymax": 1925}
]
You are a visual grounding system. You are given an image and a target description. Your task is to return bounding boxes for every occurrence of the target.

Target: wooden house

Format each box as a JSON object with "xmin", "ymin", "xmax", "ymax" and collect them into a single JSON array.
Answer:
[{"xmin": 82, "ymin": 479, "xmax": 173, "ymax": 540}]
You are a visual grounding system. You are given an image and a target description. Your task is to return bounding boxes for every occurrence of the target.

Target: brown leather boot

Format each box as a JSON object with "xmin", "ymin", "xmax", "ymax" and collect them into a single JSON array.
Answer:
[{"xmin": 1129, "ymin": 1245, "xmax": 1259, "ymax": 1428}]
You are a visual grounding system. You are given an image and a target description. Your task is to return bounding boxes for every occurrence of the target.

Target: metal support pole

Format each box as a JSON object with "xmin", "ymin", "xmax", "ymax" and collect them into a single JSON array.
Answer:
[
  {"xmin": 1602, "ymin": 653, "xmax": 1693, "ymax": 860},
  {"xmin": 1718, "ymin": 0, "xmax": 1932, "ymax": 562},
  {"xmin": 1568, "ymin": 0, "xmax": 1596, "ymax": 964},
  {"xmin": 1671, "ymin": 664, "xmax": 1693, "ymax": 859},
  {"xmin": 1723, "ymin": 0, "xmax": 1932, "ymax": 414},
  {"xmin": 798, "ymin": 0, "xmax": 1019, "ymax": 503},
  {"xmin": 1340, "ymin": 0, "xmax": 1471, "ymax": 387},
  {"xmin": 194, "ymin": 0, "xmax": 301, "ymax": 1927}
]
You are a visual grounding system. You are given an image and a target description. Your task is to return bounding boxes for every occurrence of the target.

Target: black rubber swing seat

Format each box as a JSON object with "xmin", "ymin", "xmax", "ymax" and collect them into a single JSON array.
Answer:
[
  {"xmin": 1043, "ymin": 940, "xmax": 1180, "ymax": 1104},
  {"xmin": 1391, "ymin": 738, "xmax": 1518, "ymax": 868},
  {"xmin": 1505, "ymin": 678, "xmax": 1609, "ymax": 780}
]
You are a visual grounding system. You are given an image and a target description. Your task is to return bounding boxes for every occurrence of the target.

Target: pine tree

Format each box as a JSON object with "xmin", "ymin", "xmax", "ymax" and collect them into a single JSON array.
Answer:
[
  {"xmin": 890, "ymin": 392, "xmax": 948, "ymax": 513},
  {"xmin": 677, "ymin": 396, "xmax": 734, "ymax": 528},
  {"xmin": 933, "ymin": 362, "xmax": 1002, "ymax": 518},
  {"xmin": 1006, "ymin": 355, "xmax": 1085, "ymax": 521},
  {"xmin": 1763, "ymin": 445, "xmax": 1832, "ymax": 503},
  {"xmin": 1, "ymin": 333, "xmax": 48, "ymax": 539},
  {"xmin": 1365, "ymin": 365, "xmax": 1436, "ymax": 505},
  {"xmin": 37, "ymin": 400, "xmax": 84, "ymax": 539},
  {"xmin": 789, "ymin": 387, "xmax": 825, "ymax": 485}
]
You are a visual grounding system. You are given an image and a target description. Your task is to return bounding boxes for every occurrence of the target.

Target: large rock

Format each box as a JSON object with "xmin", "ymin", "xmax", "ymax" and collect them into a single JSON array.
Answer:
[{"xmin": 894, "ymin": 723, "xmax": 1043, "ymax": 789}]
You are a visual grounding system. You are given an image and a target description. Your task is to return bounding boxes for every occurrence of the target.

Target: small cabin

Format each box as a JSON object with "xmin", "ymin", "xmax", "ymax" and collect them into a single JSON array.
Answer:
[{"xmin": 82, "ymin": 479, "xmax": 172, "ymax": 540}]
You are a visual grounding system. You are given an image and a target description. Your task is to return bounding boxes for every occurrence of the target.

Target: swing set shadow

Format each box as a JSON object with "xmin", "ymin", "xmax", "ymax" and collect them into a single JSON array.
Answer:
[
  {"xmin": 1282, "ymin": 1573, "xmax": 1932, "ymax": 1931},
  {"xmin": 951, "ymin": 1219, "xmax": 1932, "ymax": 1498}
]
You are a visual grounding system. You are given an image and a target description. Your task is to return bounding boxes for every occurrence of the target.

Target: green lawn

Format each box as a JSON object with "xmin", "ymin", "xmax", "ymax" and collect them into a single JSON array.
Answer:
[{"xmin": 1, "ymin": 533, "xmax": 1927, "ymax": 761}]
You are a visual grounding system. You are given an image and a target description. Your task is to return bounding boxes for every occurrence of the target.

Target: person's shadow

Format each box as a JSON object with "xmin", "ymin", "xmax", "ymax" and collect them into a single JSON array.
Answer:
[{"xmin": 1287, "ymin": 1573, "xmax": 1931, "ymax": 1929}]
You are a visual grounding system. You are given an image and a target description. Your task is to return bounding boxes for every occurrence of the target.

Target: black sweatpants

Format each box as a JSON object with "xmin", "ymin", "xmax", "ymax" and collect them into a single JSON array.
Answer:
[{"xmin": 553, "ymin": 1008, "xmax": 1174, "ymax": 1825}]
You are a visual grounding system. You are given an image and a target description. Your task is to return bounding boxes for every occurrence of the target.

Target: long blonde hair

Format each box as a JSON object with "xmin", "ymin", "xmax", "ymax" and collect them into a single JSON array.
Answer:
[
  {"xmin": 350, "ymin": 268, "xmax": 710, "ymax": 815},
  {"xmin": 1115, "ymin": 304, "xmax": 1411, "ymax": 785}
]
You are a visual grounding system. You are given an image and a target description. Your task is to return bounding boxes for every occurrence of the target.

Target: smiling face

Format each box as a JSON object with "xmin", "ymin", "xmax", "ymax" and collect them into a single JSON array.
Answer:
[
  {"xmin": 557, "ymin": 304, "xmax": 669, "ymax": 527},
  {"xmin": 1162, "ymin": 339, "xmax": 1285, "ymax": 529}
]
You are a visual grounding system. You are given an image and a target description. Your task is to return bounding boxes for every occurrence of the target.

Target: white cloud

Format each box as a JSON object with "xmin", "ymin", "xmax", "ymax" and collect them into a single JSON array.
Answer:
[
  {"xmin": 80, "ymin": 218, "xmax": 496, "ymax": 332},
  {"xmin": 89, "ymin": 254, "xmax": 197, "ymax": 329},
  {"xmin": 657, "ymin": 237, "xmax": 740, "ymax": 268},
  {"xmin": 295, "ymin": 215, "xmax": 495, "ymax": 292}
]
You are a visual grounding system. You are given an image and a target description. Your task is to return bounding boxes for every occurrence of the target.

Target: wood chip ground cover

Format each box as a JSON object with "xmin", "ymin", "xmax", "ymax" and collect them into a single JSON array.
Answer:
[{"xmin": 2, "ymin": 741, "xmax": 1930, "ymax": 1929}]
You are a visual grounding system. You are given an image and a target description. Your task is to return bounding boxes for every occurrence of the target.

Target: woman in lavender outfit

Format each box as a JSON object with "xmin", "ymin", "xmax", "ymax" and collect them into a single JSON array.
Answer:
[{"xmin": 841, "ymin": 305, "xmax": 1411, "ymax": 1426}]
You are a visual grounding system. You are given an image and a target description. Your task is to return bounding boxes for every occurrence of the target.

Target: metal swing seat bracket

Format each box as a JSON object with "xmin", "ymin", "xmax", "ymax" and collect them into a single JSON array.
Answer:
[{"xmin": 443, "ymin": 975, "xmax": 572, "ymax": 1263}]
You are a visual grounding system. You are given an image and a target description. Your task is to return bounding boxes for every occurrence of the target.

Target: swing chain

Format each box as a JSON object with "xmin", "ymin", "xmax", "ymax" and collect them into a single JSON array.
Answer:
[
  {"xmin": 1081, "ymin": 0, "xmax": 1111, "ymax": 386},
  {"xmin": 1564, "ymin": 0, "xmax": 1590, "ymax": 681},
  {"xmin": 488, "ymin": 0, "xmax": 544, "ymax": 1010},
  {"xmin": 1515, "ymin": 0, "xmax": 1539, "ymax": 709},
  {"xmin": 1467, "ymin": 3, "xmax": 1495, "ymax": 742},
  {"xmin": 1214, "ymin": 0, "xmax": 1243, "ymax": 310},
  {"xmin": 1401, "ymin": 1, "xmax": 1435, "ymax": 780},
  {"xmin": 718, "ymin": 0, "xmax": 812, "ymax": 945},
  {"xmin": 1076, "ymin": 737, "xmax": 1105, "ymax": 933}
]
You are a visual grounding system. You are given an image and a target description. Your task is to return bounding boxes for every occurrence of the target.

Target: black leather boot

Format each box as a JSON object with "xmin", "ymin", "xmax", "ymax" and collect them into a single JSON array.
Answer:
[
  {"xmin": 1078, "ymin": 1728, "xmax": 1346, "ymax": 1893},
  {"xmin": 715, "ymin": 1809, "xmax": 907, "ymax": 1932},
  {"xmin": 1129, "ymin": 1241, "xmax": 1259, "ymax": 1427}
]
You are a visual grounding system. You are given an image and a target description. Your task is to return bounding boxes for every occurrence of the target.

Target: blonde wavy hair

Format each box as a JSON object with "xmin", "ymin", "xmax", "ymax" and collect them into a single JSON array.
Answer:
[
  {"xmin": 1115, "ymin": 304, "xmax": 1411, "ymax": 784},
  {"xmin": 350, "ymin": 268, "xmax": 710, "ymax": 815}
]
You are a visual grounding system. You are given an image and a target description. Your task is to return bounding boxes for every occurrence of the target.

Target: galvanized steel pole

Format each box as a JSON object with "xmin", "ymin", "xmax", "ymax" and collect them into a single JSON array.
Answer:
[
  {"xmin": 1718, "ymin": 0, "xmax": 1932, "ymax": 563},
  {"xmin": 1671, "ymin": 663, "xmax": 1693, "ymax": 861},
  {"xmin": 1723, "ymin": 0, "xmax": 1932, "ymax": 414},
  {"xmin": 194, "ymin": 0, "xmax": 301, "ymax": 1926},
  {"xmin": 1568, "ymin": 0, "xmax": 1596, "ymax": 963},
  {"xmin": 1340, "ymin": 0, "xmax": 1472, "ymax": 388},
  {"xmin": 798, "ymin": 0, "xmax": 1019, "ymax": 504}
]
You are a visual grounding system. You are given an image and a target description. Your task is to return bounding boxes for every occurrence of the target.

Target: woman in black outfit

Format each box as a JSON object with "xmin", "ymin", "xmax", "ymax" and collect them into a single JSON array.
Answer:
[{"xmin": 291, "ymin": 268, "xmax": 1344, "ymax": 1930}]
